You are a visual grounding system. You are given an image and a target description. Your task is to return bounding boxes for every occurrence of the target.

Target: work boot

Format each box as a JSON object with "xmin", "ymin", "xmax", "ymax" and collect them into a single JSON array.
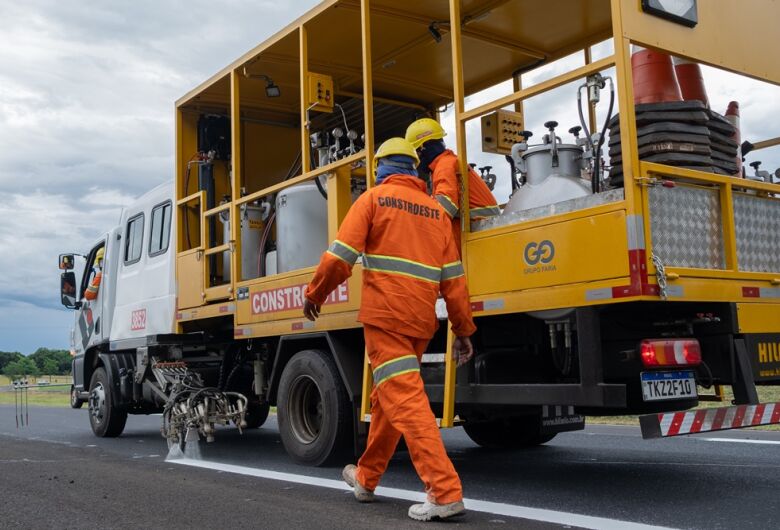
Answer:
[
  {"xmin": 408, "ymin": 500, "xmax": 466, "ymax": 521},
  {"xmin": 342, "ymin": 464, "xmax": 375, "ymax": 503}
]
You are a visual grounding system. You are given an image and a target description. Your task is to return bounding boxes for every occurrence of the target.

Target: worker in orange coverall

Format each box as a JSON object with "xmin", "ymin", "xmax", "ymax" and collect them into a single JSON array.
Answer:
[
  {"xmin": 303, "ymin": 137, "xmax": 476, "ymax": 522},
  {"xmin": 405, "ymin": 118, "xmax": 500, "ymax": 252}
]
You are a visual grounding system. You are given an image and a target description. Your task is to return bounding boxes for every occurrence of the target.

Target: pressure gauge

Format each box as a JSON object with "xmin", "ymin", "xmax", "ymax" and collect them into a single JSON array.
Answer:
[{"xmin": 641, "ymin": 0, "xmax": 698, "ymax": 27}]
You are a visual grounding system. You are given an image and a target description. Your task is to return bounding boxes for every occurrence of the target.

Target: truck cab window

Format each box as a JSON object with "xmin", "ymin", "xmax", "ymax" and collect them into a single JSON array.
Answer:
[
  {"xmin": 124, "ymin": 214, "xmax": 144, "ymax": 264},
  {"xmin": 149, "ymin": 201, "xmax": 171, "ymax": 257}
]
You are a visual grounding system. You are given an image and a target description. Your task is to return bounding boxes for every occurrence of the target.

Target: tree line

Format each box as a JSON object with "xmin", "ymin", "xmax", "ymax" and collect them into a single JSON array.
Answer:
[{"xmin": 0, "ymin": 348, "xmax": 72, "ymax": 379}]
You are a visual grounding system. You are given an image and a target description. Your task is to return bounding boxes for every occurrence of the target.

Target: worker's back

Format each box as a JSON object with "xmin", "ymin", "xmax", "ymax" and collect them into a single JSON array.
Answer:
[{"xmin": 338, "ymin": 174, "xmax": 457, "ymax": 339}]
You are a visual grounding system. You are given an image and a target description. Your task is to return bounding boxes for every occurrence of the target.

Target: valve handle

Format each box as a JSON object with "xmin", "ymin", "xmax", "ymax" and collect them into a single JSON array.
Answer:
[
  {"xmin": 568, "ymin": 125, "xmax": 582, "ymax": 137},
  {"xmin": 520, "ymin": 130, "xmax": 533, "ymax": 139},
  {"xmin": 544, "ymin": 120, "xmax": 558, "ymax": 131},
  {"xmin": 750, "ymin": 161, "xmax": 762, "ymax": 170}
]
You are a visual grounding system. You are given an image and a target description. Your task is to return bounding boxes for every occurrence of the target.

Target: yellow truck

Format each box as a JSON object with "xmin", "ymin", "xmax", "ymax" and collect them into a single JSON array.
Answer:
[{"xmin": 61, "ymin": 0, "xmax": 780, "ymax": 465}]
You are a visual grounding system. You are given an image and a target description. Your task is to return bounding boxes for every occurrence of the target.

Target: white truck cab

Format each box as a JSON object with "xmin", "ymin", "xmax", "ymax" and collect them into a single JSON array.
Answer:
[{"xmin": 60, "ymin": 182, "xmax": 174, "ymax": 412}]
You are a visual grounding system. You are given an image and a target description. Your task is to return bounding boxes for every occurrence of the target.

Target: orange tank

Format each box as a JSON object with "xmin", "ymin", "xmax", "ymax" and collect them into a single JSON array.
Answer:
[{"xmin": 631, "ymin": 46, "xmax": 683, "ymax": 104}]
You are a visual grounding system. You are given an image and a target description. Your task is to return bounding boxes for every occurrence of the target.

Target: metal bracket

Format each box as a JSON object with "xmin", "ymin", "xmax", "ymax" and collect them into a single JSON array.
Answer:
[{"xmin": 732, "ymin": 338, "xmax": 759, "ymax": 405}]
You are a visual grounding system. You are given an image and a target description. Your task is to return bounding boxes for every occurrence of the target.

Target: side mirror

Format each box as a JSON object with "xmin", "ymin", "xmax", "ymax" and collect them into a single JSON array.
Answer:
[
  {"xmin": 60, "ymin": 271, "xmax": 79, "ymax": 309},
  {"xmin": 59, "ymin": 253, "xmax": 75, "ymax": 270}
]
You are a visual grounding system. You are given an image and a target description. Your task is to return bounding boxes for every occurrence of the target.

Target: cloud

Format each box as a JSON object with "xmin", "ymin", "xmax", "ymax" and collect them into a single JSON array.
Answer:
[{"xmin": 0, "ymin": 1, "xmax": 320, "ymax": 352}]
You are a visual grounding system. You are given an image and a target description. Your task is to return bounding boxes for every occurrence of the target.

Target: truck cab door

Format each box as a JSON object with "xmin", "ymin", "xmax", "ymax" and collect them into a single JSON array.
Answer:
[{"xmin": 76, "ymin": 242, "xmax": 107, "ymax": 353}]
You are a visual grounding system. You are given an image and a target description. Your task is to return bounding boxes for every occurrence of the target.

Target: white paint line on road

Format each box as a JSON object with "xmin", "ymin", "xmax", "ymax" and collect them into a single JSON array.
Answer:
[
  {"xmin": 169, "ymin": 457, "xmax": 671, "ymax": 530},
  {"xmin": 700, "ymin": 437, "xmax": 780, "ymax": 445}
]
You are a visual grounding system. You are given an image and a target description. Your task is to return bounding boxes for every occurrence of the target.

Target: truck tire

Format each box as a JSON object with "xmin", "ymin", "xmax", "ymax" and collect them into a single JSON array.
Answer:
[
  {"xmin": 277, "ymin": 349, "xmax": 351, "ymax": 466},
  {"xmin": 70, "ymin": 386, "xmax": 84, "ymax": 409},
  {"xmin": 463, "ymin": 417, "xmax": 556, "ymax": 448},
  {"xmin": 244, "ymin": 401, "xmax": 271, "ymax": 429},
  {"xmin": 88, "ymin": 367, "xmax": 127, "ymax": 438}
]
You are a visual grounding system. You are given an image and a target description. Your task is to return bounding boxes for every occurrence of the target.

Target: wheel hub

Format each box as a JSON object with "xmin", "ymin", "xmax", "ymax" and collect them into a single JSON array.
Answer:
[
  {"xmin": 89, "ymin": 382, "xmax": 106, "ymax": 425},
  {"xmin": 287, "ymin": 375, "xmax": 324, "ymax": 445}
]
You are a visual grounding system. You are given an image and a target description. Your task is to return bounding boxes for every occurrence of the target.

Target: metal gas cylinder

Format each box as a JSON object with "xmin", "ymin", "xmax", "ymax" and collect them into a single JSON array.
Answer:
[
  {"xmin": 220, "ymin": 203, "xmax": 268, "ymax": 281},
  {"xmin": 505, "ymin": 122, "xmax": 590, "ymax": 214},
  {"xmin": 275, "ymin": 182, "xmax": 329, "ymax": 273}
]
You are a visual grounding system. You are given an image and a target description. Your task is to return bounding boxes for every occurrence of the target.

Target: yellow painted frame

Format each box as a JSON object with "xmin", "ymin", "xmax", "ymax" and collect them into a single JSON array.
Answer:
[{"xmin": 173, "ymin": 0, "xmax": 780, "ymax": 427}]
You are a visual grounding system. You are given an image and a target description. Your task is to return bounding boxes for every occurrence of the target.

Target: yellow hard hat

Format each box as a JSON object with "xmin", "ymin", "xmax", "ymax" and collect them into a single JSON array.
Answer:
[
  {"xmin": 372, "ymin": 137, "xmax": 420, "ymax": 180},
  {"xmin": 405, "ymin": 118, "xmax": 446, "ymax": 149},
  {"xmin": 95, "ymin": 247, "xmax": 105, "ymax": 264},
  {"xmin": 375, "ymin": 137, "xmax": 420, "ymax": 164}
]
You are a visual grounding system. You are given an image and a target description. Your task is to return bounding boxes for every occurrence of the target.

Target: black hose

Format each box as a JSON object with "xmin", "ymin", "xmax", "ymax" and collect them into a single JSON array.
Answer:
[
  {"xmin": 218, "ymin": 348, "xmax": 236, "ymax": 391},
  {"xmin": 309, "ymin": 144, "xmax": 328, "ymax": 199},
  {"xmin": 593, "ymin": 78, "xmax": 615, "ymax": 193},
  {"xmin": 505, "ymin": 154, "xmax": 519, "ymax": 191},
  {"xmin": 225, "ymin": 351, "xmax": 245, "ymax": 391},
  {"xmin": 576, "ymin": 84, "xmax": 596, "ymax": 194},
  {"xmin": 314, "ymin": 174, "xmax": 328, "ymax": 199}
]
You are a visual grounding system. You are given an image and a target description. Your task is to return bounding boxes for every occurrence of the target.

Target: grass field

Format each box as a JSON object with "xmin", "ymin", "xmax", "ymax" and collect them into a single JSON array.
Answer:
[
  {"xmin": 2, "ymin": 376, "xmax": 779, "ymax": 429},
  {"xmin": 0, "ymin": 375, "xmax": 72, "ymax": 407}
]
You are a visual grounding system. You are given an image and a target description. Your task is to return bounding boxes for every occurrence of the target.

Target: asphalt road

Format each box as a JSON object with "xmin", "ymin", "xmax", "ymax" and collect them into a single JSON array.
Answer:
[{"xmin": 2, "ymin": 405, "xmax": 779, "ymax": 529}]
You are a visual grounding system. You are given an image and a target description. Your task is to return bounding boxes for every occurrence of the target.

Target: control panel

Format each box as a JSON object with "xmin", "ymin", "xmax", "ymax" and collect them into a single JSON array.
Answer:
[
  {"xmin": 480, "ymin": 109, "xmax": 526, "ymax": 155},
  {"xmin": 307, "ymin": 72, "xmax": 334, "ymax": 113}
]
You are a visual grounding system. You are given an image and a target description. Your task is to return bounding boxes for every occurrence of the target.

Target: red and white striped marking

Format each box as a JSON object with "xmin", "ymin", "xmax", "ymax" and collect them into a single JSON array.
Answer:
[
  {"xmin": 584, "ymin": 216, "xmax": 685, "ymax": 302},
  {"xmin": 641, "ymin": 402, "xmax": 780, "ymax": 439}
]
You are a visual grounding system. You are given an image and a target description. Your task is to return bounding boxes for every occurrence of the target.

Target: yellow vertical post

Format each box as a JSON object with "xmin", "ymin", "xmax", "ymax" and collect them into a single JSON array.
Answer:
[
  {"xmin": 610, "ymin": 1, "xmax": 639, "ymax": 212},
  {"xmin": 720, "ymin": 183, "xmax": 738, "ymax": 271},
  {"xmin": 442, "ymin": 0, "xmax": 468, "ymax": 429},
  {"xmin": 327, "ymin": 166, "xmax": 352, "ymax": 241},
  {"xmin": 359, "ymin": 0, "xmax": 375, "ymax": 422},
  {"xmin": 175, "ymin": 109, "xmax": 183, "ymax": 333},
  {"xmin": 512, "ymin": 74, "xmax": 524, "ymax": 126},
  {"xmin": 361, "ymin": 0, "xmax": 375, "ymax": 187},
  {"xmin": 583, "ymin": 47, "xmax": 598, "ymax": 134},
  {"xmin": 229, "ymin": 70, "xmax": 241, "ymax": 294},
  {"xmin": 299, "ymin": 25, "xmax": 311, "ymax": 175}
]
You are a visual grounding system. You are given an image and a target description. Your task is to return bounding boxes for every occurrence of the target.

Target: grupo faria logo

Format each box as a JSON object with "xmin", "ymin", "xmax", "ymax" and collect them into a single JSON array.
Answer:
[{"xmin": 523, "ymin": 240, "xmax": 556, "ymax": 273}]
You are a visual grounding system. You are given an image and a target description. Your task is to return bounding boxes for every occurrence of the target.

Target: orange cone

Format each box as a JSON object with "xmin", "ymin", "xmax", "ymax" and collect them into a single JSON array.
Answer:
[
  {"xmin": 673, "ymin": 57, "xmax": 709, "ymax": 108},
  {"xmin": 631, "ymin": 46, "xmax": 683, "ymax": 104},
  {"xmin": 724, "ymin": 101, "xmax": 742, "ymax": 176}
]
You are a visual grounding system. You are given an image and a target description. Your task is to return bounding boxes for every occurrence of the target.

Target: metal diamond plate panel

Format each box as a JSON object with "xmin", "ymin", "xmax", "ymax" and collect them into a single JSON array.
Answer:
[
  {"xmin": 734, "ymin": 193, "xmax": 780, "ymax": 272},
  {"xmin": 649, "ymin": 185, "xmax": 725, "ymax": 269}
]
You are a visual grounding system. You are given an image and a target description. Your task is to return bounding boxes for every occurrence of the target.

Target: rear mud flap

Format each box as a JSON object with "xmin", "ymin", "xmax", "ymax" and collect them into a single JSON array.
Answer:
[{"xmin": 541, "ymin": 405, "xmax": 585, "ymax": 434}]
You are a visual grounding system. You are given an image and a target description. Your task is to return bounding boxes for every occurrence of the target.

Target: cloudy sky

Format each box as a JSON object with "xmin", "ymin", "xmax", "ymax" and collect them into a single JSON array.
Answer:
[
  {"xmin": 0, "ymin": 0, "xmax": 321, "ymax": 353},
  {"xmin": 1, "ymin": 1, "xmax": 778, "ymax": 354}
]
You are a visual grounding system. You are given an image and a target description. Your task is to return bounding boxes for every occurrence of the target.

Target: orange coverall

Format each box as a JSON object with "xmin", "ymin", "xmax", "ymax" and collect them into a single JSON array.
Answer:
[
  {"xmin": 84, "ymin": 270, "xmax": 102, "ymax": 301},
  {"xmin": 428, "ymin": 149, "xmax": 500, "ymax": 251},
  {"xmin": 305, "ymin": 174, "xmax": 476, "ymax": 504}
]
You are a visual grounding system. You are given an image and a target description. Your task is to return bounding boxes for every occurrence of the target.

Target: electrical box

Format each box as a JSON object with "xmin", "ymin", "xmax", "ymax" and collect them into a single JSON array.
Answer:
[
  {"xmin": 307, "ymin": 72, "xmax": 334, "ymax": 113},
  {"xmin": 481, "ymin": 110, "xmax": 526, "ymax": 155}
]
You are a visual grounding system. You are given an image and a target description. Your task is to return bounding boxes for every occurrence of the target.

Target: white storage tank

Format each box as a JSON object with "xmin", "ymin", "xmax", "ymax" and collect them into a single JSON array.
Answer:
[
  {"xmin": 221, "ymin": 203, "xmax": 266, "ymax": 281},
  {"xmin": 275, "ymin": 182, "xmax": 329, "ymax": 273}
]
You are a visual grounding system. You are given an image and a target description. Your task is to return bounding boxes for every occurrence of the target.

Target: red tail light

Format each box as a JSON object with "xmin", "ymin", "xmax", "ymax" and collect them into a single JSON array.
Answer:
[{"xmin": 640, "ymin": 339, "xmax": 702, "ymax": 367}]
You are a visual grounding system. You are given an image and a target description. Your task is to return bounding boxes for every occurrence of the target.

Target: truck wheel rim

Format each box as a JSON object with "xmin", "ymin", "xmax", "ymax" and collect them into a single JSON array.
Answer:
[
  {"xmin": 288, "ymin": 375, "xmax": 323, "ymax": 444},
  {"xmin": 89, "ymin": 383, "xmax": 106, "ymax": 424},
  {"xmin": 71, "ymin": 388, "xmax": 78, "ymax": 407}
]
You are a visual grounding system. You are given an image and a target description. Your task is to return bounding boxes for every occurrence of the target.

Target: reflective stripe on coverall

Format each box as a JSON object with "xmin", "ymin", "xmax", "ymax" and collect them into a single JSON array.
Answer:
[
  {"xmin": 305, "ymin": 174, "xmax": 476, "ymax": 503},
  {"xmin": 84, "ymin": 271, "xmax": 102, "ymax": 301},
  {"xmin": 428, "ymin": 149, "xmax": 500, "ymax": 252}
]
